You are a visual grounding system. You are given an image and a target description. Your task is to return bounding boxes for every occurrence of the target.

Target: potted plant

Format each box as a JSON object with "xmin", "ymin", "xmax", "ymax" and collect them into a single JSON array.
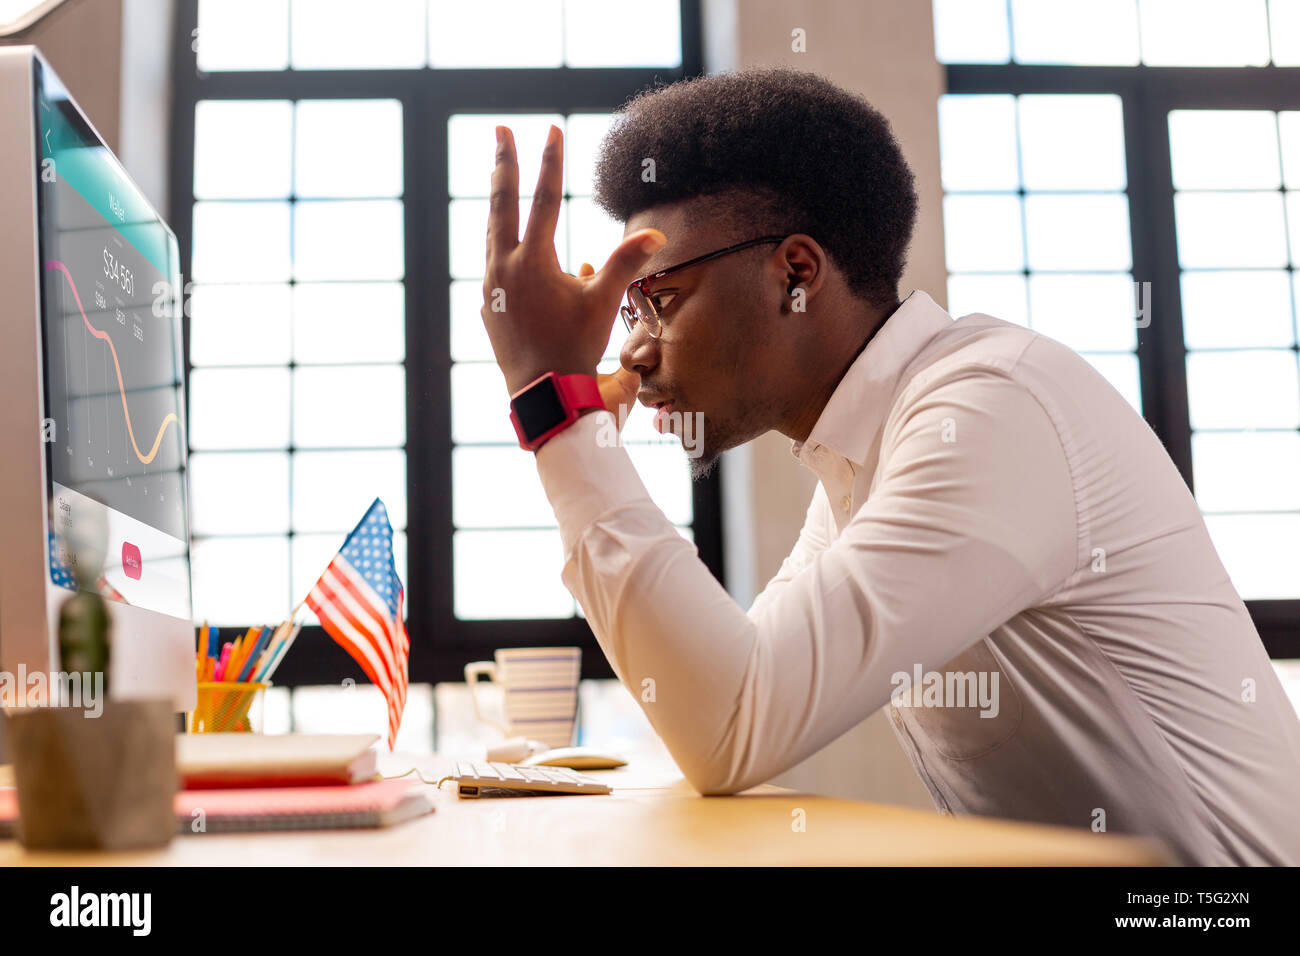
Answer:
[{"xmin": 3, "ymin": 507, "xmax": 176, "ymax": 849}]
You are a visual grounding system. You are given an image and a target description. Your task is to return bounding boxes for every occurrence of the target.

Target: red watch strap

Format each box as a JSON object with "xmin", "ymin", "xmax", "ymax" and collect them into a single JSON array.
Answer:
[{"xmin": 553, "ymin": 372, "xmax": 604, "ymax": 412}]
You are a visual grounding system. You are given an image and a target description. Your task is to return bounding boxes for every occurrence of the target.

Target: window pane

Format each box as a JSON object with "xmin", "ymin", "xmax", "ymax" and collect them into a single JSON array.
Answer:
[
  {"xmin": 1281, "ymin": 112, "xmax": 1300, "ymax": 187},
  {"xmin": 449, "ymin": 199, "xmax": 565, "ymax": 279},
  {"xmin": 293, "ymin": 283, "xmax": 405, "ymax": 364},
  {"xmin": 1028, "ymin": 273, "xmax": 1138, "ymax": 351},
  {"xmin": 1080, "ymin": 352, "xmax": 1142, "ymax": 412},
  {"xmin": 1203, "ymin": 513, "xmax": 1300, "ymax": 599},
  {"xmin": 194, "ymin": 101, "xmax": 292, "ymax": 199},
  {"xmin": 293, "ymin": 450, "xmax": 407, "ymax": 531},
  {"xmin": 290, "ymin": 0, "xmax": 426, "ymax": 69},
  {"xmin": 295, "ymin": 100, "xmax": 403, "ymax": 198},
  {"xmin": 447, "ymin": 113, "xmax": 564, "ymax": 199},
  {"xmin": 1272, "ymin": 0, "xmax": 1300, "ymax": 64},
  {"xmin": 625, "ymin": 444, "xmax": 693, "ymax": 524},
  {"xmin": 947, "ymin": 273, "xmax": 1028, "ymax": 326},
  {"xmin": 565, "ymin": 114, "xmax": 615, "ymax": 196},
  {"xmin": 1024, "ymin": 194, "xmax": 1131, "ymax": 271},
  {"xmin": 191, "ymin": 202, "xmax": 291, "ymax": 282},
  {"xmin": 290, "ymin": 683, "xmax": 428, "ymax": 751},
  {"xmin": 942, "ymin": 195, "xmax": 1024, "ymax": 271},
  {"xmin": 938, "ymin": 95, "xmax": 1019, "ymax": 192},
  {"xmin": 1168, "ymin": 111, "xmax": 1280, "ymax": 190},
  {"xmin": 1193, "ymin": 432, "xmax": 1300, "ymax": 511},
  {"xmin": 191, "ymin": 536, "xmax": 289, "ymax": 625},
  {"xmin": 189, "ymin": 284, "xmax": 292, "ymax": 366},
  {"xmin": 1139, "ymin": 0, "xmax": 1270, "ymax": 66},
  {"xmin": 453, "ymin": 446, "xmax": 557, "ymax": 528},
  {"xmin": 189, "ymin": 452, "xmax": 289, "ymax": 535},
  {"xmin": 933, "ymin": 0, "xmax": 1010, "ymax": 63},
  {"xmin": 189, "ymin": 367, "xmax": 291, "ymax": 449},
  {"xmin": 564, "ymin": 0, "xmax": 681, "ymax": 67},
  {"xmin": 1186, "ymin": 350, "xmax": 1300, "ymax": 429},
  {"xmin": 451, "ymin": 362, "xmax": 513, "ymax": 444},
  {"xmin": 454, "ymin": 529, "xmax": 575, "ymax": 618},
  {"xmin": 429, "ymin": 0, "xmax": 563, "ymax": 67},
  {"xmin": 293, "ymin": 365, "xmax": 406, "ymax": 447},
  {"xmin": 1018, "ymin": 95, "xmax": 1126, "ymax": 191},
  {"xmin": 293, "ymin": 201, "xmax": 404, "ymax": 281},
  {"xmin": 196, "ymin": 0, "xmax": 289, "ymax": 71},
  {"xmin": 1011, "ymin": 0, "xmax": 1139, "ymax": 64},
  {"xmin": 602, "ymin": 321, "xmax": 630, "ymax": 365},
  {"xmin": 450, "ymin": 280, "xmax": 493, "ymax": 362},
  {"xmin": 1290, "ymin": 192, "xmax": 1300, "ymax": 266},
  {"xmin": 568, "ymin": 197, "xmax": 626, "ymax": 277},
  {"xmin": 1180, "ymin": 271, "xmax": 1296, "ymax": 349},
  {"xmin": 1174, "ymin": 192, "xmax": 1288, "ymax": 268}
]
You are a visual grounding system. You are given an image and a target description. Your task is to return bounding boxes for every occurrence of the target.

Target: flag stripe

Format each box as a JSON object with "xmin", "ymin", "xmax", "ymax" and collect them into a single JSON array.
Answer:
[
  {"xmin": 321, "ymin": 563, "xmax": 399, "ymax": 687},
  {"xmin": 330, "ymin": 561, "xmax": 400, "ymax": 674},
  {"xmin": 305, "ymin": 593, "xmax": 393, "ymax": 698}
]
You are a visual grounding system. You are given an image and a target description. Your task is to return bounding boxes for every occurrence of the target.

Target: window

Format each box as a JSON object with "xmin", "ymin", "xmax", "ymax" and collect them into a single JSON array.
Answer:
[
  {"xmin": 173, "ymin": 0, "xmax": 716, "ymax": 686},
  {"xmin": 935, "ymin": 0, "xmax": 1300, "ymax": 653},
  {"xmin": 941, "ymin": 92, "xmax": 1140, "ymax": 410}
]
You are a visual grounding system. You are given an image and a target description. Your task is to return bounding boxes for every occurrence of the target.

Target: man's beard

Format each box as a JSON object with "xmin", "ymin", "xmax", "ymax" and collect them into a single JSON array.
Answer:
[{"xmin": 688, "ymin": 451, "xmax": 720, "ymax": 482}]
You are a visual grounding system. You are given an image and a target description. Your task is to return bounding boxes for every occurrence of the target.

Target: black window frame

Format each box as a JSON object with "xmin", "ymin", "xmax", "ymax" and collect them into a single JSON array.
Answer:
[
  {"xmin": 945, "ymin": 61, "xmax": 1300, "ymax": 656},
  {"xmin": 169, "ymin": 0, "xmax": 722, "ymax": 686}
]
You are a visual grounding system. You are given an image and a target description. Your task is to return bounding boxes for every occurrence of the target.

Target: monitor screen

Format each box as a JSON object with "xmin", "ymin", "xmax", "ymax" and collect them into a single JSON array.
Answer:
[{"xmin": 35, "ymin": 62, "xmax": 191, "ymax": 621}]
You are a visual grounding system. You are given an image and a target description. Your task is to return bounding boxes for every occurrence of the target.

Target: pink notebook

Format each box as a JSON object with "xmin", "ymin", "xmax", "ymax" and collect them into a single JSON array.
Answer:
[{"xmin": 0, "ymin": 778, "xmax": 434, "ymax": 837}]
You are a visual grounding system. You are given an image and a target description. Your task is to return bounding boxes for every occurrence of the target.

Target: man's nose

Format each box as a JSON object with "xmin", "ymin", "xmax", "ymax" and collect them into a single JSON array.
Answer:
[{"xmin": 619, "ymin": 325, "xmax": 660, "ymax": 377}]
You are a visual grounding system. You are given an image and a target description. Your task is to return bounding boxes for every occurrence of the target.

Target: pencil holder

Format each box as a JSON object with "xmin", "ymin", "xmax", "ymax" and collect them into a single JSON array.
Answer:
[{"xmin": 188, "ymin": 681, "xmax": 268, "ymax": 733}]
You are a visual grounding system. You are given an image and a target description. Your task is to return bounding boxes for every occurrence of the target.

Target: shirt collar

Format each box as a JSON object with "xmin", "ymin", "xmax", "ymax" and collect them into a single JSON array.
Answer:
[{"xmin": 791, "ymin": 289, "xmax": 954, "ymax": 469}]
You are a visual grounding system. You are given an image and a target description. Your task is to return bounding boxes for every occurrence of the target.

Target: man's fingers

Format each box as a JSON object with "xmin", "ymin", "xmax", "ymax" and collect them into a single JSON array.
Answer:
[
  {"xmin": 578, "ymin": 262, "xmax": 595, "ymax": 278},
  {"xmin": 523, "ymin": 124, "xmax": 563, "ymax": 256},
  {"xmin": 598, "ymin": 366, "xmax": 641, "ymax": 420},
  {"xmin": 487, "ymin": 126, "xmax": 520, "ymax": 259},
  {"xmin": 590, "ymin": 229, "xmax": 668, "ymax": 302}
]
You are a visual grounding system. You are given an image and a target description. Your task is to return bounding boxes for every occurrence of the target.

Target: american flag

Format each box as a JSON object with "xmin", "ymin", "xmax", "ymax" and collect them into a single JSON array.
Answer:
[
  {"xmin": 304, "ymin": 498, "xmax": 409, "ymax": 749},
  {"xmin": 48, "ymin": 529, "xmax": 128, "ymax": 604}
]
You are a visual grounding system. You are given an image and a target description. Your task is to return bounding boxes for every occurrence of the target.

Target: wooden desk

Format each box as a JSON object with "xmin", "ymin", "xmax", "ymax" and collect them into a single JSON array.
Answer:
[{"xmin": 0, "ymin": 752, "xmax": 1170, "ymax": 866}]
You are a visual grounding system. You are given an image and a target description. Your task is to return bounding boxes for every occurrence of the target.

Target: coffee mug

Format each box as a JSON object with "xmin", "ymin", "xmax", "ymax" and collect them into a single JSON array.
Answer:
[{"xmin": 463, "ymin": 647, "xmax": 581, "ymax": 750}]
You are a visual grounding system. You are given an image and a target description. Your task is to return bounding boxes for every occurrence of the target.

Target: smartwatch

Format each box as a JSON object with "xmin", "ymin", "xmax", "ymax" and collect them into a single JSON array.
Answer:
[{"xmin": 508, "ymin": 371, "xmax": 605, "ymax": 451}]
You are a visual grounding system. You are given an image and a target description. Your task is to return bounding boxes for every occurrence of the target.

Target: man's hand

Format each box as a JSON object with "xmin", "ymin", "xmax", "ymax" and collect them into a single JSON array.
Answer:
[
  {"xmin": 573, "ymin": 260, "xmax": 642, "ymax": 424},
  {"xmin": 481, "ymin": 124, "xmax": 665, "ymax": 398}
]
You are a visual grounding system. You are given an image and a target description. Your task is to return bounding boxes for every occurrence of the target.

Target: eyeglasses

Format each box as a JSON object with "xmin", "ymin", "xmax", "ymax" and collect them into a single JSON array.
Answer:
[{"xmin": 620, "ymin": 235, "xmax": 787, "ymax": 339}]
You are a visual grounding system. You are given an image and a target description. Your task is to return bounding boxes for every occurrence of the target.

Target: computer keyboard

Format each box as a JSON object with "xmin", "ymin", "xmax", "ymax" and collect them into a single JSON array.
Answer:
[{"xmin": 453, "ymin": 761, "xmax": 613, "ymax": 798}]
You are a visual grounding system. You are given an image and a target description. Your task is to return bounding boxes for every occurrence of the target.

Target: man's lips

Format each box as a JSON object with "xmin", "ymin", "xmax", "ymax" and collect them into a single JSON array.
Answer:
[{"xmin": 637, "ymin": 391, "xmax": 676, "ymax": 433}]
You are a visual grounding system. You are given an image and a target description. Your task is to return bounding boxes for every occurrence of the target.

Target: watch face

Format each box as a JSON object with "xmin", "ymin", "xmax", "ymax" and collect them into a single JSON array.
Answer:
[{"xmin": 512, "ymin": 376, "xmax": 568, "ymax": 440}]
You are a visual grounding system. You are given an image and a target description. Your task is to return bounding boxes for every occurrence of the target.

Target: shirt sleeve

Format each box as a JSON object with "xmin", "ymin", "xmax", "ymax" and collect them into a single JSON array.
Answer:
[{"xmin": 534, "ymin": 367, "xmax": 1079, "ymax": 795}]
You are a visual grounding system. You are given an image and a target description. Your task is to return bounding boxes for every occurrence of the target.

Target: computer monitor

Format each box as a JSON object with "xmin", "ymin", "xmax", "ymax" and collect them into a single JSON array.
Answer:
[{"xmin": 0, "ymin": 46, "xmax": 195, "ymax": 727}]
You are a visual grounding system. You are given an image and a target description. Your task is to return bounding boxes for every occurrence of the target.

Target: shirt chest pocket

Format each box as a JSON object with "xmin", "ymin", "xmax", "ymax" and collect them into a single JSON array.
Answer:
[{"xmin": 889, "ymin": 638, "xmax": 1024, "ymax": 761}]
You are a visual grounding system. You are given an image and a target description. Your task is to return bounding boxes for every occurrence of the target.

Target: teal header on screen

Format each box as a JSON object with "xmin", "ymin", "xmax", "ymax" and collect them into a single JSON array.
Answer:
[{"xmin": 39, "ymin": 89, "xmax": 174, "ymax": 276}]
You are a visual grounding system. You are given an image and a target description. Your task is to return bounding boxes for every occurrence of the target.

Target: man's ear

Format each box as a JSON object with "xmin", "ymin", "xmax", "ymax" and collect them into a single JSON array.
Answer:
[{"xmin": 779, "ymin": 234, "xmax": 824, "ymax": 314}]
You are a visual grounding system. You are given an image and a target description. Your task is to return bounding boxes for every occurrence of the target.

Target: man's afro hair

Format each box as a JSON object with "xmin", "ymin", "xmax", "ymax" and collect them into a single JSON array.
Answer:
[{"xmin": 592, "ymin": 68, "xmax": 918, "ymax": 307}]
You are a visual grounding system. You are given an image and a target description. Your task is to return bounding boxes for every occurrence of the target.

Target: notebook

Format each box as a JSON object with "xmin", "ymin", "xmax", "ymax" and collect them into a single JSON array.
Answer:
[
  {"xmin": 0, "ymin": 778, "xmax": 434, "ymax": 837},
  {"xmin": 176, "ymin": 732, "xmax": 381, "ymax": 788}
]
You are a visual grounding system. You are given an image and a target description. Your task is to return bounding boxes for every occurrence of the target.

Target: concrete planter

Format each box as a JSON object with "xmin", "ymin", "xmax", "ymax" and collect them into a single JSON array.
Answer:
[{"xmin": 5, "ymin": 699, "xmax": 176, "ymax": 849}]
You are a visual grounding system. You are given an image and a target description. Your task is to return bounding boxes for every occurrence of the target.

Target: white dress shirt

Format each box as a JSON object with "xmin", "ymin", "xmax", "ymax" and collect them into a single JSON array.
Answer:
[{"xmin": 534, "ymin": 288, "xmax": 1300, "ymax": 866}]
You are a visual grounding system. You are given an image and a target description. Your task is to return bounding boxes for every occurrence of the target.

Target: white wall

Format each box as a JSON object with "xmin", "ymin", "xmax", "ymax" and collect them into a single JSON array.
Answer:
[{"xmin": 706, "ymin": 0, "xmax": 945, "ymax": 808}]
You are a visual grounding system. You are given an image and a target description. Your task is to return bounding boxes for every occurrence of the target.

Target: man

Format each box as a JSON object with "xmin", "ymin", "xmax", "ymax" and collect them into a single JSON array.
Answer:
[{"xmin": 479, "ymin": 68, "xmax": 1300, "ymax": 866}]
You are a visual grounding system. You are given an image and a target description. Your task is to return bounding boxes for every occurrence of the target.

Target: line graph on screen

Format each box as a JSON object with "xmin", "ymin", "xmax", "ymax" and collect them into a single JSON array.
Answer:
[{"xmin": 45, "ymin": 258, "xmax": 178, "ymax": 466}]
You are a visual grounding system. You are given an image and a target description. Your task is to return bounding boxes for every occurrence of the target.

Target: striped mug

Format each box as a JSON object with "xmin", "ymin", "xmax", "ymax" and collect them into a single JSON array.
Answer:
[{"xmin": 464, "ymin": 647, "xmax": 581, "ymax": 750}]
